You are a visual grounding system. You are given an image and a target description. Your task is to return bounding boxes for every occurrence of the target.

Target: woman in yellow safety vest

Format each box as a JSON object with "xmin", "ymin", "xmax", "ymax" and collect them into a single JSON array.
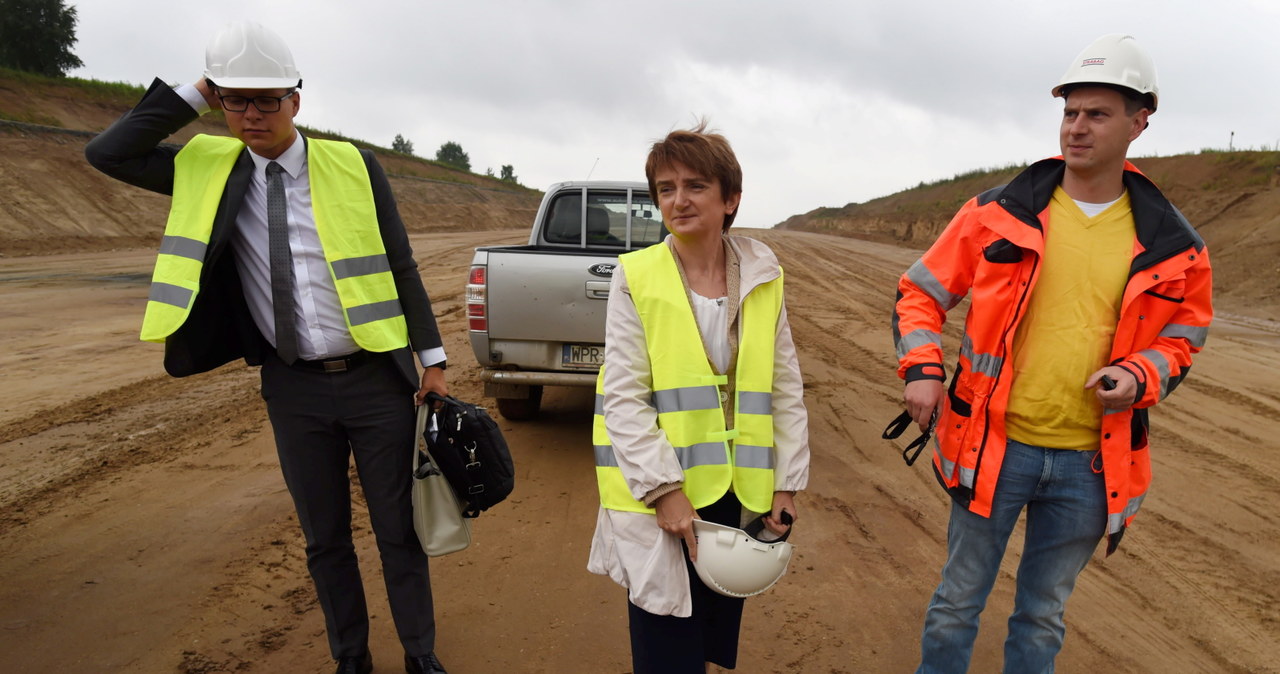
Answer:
[{"xmin": 587, "ymin": 122, "xmax": 811, "ymax": 673}]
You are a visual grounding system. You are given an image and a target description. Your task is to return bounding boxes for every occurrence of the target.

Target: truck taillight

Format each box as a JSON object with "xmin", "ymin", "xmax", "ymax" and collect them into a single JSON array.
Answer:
[{"xmin": 466, "ymin": 265, "xmax": 487, "ymax": 331}]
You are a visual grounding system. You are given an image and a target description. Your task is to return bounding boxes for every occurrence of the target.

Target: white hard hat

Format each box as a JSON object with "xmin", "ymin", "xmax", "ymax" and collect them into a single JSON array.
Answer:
[
  {"xmin": 1052, "ymin": 34, "xmax": 1158, "ymax": 112},
  {"xmin": 691, "ymin": 516, "xmax": 794, "ymax": 599},
  {"xmin": 204, "ymin": 21, "xmax": 302, "ymax": 90}
]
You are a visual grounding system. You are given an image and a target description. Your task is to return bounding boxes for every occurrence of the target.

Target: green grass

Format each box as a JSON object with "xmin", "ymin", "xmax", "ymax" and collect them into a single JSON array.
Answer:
[
  {"xmin": 302, "ymin": 125, "xmax": 470, "ymax": 171},
  {"xmin": 913, "ymin": 162, "xmax": 1027, "ymax": 190},
  {"xmin": 74, "ymin": 77, "xmax": 146, "ymax": 101},
  {"xmin": 0, "ymin": 109, "xmax": 62, "ymax": 126},
  {"xmin": 0, "ymin": 66, "xmax": 145, "ymax": 102}
]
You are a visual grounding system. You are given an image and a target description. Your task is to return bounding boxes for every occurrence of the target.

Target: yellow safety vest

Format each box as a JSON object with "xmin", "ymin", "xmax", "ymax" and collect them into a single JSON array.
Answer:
[
  {"xmin": 140, "ymin": 135, "xmax": 409, "ymax": 352},
  {"xmin": 594, "ymin": 242, "xmax": 783, "ymax": 514}
]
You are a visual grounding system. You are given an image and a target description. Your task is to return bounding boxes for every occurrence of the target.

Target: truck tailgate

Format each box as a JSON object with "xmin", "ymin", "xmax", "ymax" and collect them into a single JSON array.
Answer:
[{"xmin": 485, "ymin": 250, "xmax": 613, "ymax": 344}]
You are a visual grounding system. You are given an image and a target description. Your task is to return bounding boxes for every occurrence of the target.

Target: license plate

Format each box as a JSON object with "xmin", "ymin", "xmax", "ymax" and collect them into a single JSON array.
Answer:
[{"xmin": 562, "ymin": 343, "xmax": 604, "ymax": 369}]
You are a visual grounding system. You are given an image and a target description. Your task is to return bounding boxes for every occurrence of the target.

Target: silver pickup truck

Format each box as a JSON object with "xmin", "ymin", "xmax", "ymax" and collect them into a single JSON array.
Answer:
[{"xmin": 466, "ymin": 181, "xmax": 667, "ymax": 419}]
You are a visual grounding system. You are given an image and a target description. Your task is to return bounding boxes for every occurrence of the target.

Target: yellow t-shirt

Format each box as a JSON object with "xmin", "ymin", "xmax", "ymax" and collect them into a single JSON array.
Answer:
[{"xmin": 1004, "ymin": 187, "xmax": 1134, "ymax": 450}]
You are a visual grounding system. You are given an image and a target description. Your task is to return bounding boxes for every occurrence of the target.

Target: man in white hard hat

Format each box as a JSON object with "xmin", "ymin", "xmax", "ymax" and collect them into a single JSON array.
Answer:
[
  {"xmin": 86, "ymin": 21, "xmax": 449, "ymax": 674},
  {"xmin": 891, "ymin": 34, "xmax": 1212, "ymax": 672}
]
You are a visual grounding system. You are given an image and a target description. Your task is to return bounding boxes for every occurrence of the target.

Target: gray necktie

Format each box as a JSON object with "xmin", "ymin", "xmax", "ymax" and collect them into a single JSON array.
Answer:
[{"xmin": 266, "ymin": 161, "xmax": 299, "ymax": 364}]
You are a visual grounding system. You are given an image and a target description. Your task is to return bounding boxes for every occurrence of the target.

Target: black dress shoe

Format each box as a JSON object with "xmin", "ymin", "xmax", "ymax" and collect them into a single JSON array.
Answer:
[
  {"xmin": 335, "ymin": 651, "xmax": 373, "ymax": 674},
  {"xmin": 405, "ymin": 651, "xmax": 447, "ymax": 673}
]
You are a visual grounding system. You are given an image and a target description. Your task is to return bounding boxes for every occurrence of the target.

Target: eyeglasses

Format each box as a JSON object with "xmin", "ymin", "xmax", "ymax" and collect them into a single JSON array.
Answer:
[
  {"xmin": 882, "ymin": 409, "xmax": 938, "ymax": 466},
  {"xmin": 218, "ymin": 91, "xmax": 296, "ymax": 113}
]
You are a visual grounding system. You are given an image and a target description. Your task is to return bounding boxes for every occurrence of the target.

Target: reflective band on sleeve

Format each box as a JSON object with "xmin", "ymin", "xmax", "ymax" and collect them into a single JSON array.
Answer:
[
  {"xmin": 594, "ymin": 444, "xmax": 619, "ymax": 467},
  {"xmin": 1137, "ymin": 349, "xmax": 1171, "ymax": 398},
  {"xmin": 907, "ymin": 259, "xmax": 963, "ymax": 310},
  {"xmin": 653, "ymin": 386, "xmax": 721, "ymax": 413},
  {"xmin": 149, "ymin": 282, "xmax": 194, "ymax": 309},
  {"xmin": 1158, "ymin": 323, "xmax": 1208, "ymax": 348},
  {"xmin": 896, "ymin": 328, "xmax": 943, "ymax": 360},
  {"xmin": 738, "ymin": 391, "xmax": 772, "ymax": 415},
  {"xmin": 734, "ymin": 444, "xmax": 774, "ymax": 469},
  {"xmin": 158, "ymin": 235, "xmax": 207, "ymax": 261},
  {"xmin": 331, "ymin": 254, "xmax": 392, "ymax": 280},
  {"xmin": 960, "ymin": 334, "xmax": 1004, "ymax": 377},
  {"xmin": 347, "ymin": 299, "xmax": 404, "ymax": 326},
  {"xmin": 674, "ymin": 442, "xmax": 728, "ymax": 469},
  {"xmin": 1106, "ymin": 493, "xmax": 1146, "ymax": 534}
]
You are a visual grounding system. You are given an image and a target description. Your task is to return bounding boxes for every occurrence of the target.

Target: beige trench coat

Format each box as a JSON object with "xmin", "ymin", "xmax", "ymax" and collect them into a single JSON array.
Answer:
[{"xmin": 586, "ymin": 235, "xmax": 810, "ymax": 617}]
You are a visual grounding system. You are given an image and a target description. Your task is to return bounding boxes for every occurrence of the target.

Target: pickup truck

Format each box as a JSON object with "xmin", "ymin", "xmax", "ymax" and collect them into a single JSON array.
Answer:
[{"xmin": 466, "ymin": 181, "xmax": 667, "ymax": 419}]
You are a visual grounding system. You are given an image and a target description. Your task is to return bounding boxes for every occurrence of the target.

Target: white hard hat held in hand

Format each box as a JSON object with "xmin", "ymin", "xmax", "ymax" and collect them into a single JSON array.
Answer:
[
  {"xmin": 204, "ymin": 21, "xmax": 302, "ymax": 90},
  {"xmin": 1053, "ymin": 33, "xmax": 1158, "ymax": 112},
  {"xmin": 691, "ymin": 513, "xmax": 795, "ymax": 599}
]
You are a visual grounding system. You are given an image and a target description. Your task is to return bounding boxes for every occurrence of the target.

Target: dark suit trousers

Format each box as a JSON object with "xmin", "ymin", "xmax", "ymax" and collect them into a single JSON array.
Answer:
[{"xmin": 260, "ymin": 350, "xmax": 435, "ymax": 659}]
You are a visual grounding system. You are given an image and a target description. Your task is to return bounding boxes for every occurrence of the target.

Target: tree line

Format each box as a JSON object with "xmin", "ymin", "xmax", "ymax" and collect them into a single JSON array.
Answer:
[{"xmin": 394, "ymin": 135, "xmax": 519, "ymax": 185}]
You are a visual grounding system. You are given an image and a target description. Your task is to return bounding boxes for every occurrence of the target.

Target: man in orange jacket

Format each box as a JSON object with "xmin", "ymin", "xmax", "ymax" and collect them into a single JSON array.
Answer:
[{"xmin": 892, "ymin": 34, "xmax": 1212, "ymax": 673}]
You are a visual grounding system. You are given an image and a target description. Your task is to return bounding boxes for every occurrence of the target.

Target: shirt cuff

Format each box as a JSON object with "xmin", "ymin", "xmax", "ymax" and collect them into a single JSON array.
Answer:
[
  {"xmin": 174, "ymin": 83, "xmax": 211, "ymax": 115},
  {"xmin": 642, "ymin": 482, "xmax": 684, "ymax": 508},
  {"xmin": 418, "ymin": 347, "xmax": 446, "ymax": 369}
]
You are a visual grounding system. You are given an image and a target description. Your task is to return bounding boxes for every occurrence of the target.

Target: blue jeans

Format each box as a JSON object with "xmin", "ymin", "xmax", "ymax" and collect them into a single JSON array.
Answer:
[{"xmin": 917, "ymin": 440, "xmax": 1107, "ymax": 674}]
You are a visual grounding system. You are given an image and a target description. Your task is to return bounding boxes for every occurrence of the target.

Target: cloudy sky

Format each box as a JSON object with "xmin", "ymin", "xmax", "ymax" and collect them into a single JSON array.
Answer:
[{"xmin": 69, "ymin": 0, "xmax": 1280, "ymax": 228}]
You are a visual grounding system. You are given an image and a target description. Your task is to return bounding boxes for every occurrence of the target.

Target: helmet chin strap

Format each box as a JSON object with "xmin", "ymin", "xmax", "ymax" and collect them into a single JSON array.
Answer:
[{"xmin": 742, "ymin": 511, "xmax": 793, "ymax": 543}]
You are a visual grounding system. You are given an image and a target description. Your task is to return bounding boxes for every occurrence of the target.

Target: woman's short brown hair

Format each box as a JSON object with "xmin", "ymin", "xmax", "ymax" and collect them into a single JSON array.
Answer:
[{"xmin": 645, "ymin": 120, "xmax": 743, "ymax": 230}]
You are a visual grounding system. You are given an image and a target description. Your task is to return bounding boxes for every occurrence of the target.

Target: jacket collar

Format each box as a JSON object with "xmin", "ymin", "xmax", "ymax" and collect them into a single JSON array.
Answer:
[
  {"xmin": 1123, "ymin": 168, "xmax": 1205, "ymax": 273},
  {"xmin": 660, "ymin": 233, "xmax": 782, "ymax": 299},
  {"xmin": 992, "ymin": 157, "xmax": 1204, "ymax": 272},
  {"xmin": 725, "ymin": 235, "xmax": 782, "ymax": 297}
]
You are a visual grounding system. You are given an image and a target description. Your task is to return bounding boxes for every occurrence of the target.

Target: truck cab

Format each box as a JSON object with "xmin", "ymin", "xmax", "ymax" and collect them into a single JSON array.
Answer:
[{"xmin": 466, "ymin": 181, "xmax": 666, "ymax": 419}]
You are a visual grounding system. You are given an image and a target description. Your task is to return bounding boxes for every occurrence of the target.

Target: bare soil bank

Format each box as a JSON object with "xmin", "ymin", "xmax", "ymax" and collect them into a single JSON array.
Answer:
[{"xmin": 0, "ymin": 121, "xmax": 542, "ymax": 257}]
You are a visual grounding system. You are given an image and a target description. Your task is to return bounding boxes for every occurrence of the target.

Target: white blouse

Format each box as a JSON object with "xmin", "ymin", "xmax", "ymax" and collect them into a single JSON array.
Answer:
[{"xmin": 690, "ymin": 291, "xmax": 730, "ymax": 373}]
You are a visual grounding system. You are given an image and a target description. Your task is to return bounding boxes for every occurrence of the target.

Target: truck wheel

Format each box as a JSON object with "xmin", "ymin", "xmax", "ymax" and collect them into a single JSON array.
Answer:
[{"xmin": 497, "ymin": 386, "xmax": 543, "ymax": 420}]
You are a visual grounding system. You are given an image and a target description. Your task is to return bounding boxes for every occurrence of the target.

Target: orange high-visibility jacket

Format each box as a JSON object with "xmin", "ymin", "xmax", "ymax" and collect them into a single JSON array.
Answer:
[{"xmin": 893, "ymin": 158, "xmax": 1213, "ymax": 554}]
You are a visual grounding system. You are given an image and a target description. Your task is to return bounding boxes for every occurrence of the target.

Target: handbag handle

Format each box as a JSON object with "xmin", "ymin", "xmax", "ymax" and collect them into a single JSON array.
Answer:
[
  {"xmin": 425, "ymin": 391, "xmax": 458, "ymax": 406},
  {"xmin": 413, "ymin": 404, "xmax": 442, "ymax": 479}
]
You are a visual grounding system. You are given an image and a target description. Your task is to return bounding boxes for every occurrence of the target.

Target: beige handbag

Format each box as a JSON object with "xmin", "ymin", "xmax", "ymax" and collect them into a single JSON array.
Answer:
[{"xmin": 412, "ymin": 404, "xmax": 471, "ymax": 557}]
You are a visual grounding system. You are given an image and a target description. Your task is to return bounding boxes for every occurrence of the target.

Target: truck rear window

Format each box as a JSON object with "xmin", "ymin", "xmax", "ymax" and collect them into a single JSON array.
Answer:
[{"xmin": 543, "ymin": 190, "xmax": 667, "ymax": 248}]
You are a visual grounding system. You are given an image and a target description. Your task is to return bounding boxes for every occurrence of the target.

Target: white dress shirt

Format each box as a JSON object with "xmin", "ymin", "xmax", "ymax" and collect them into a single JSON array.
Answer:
[{"xmin": 176, "ymin": 84, "xmax": 444, "ymax": 367}]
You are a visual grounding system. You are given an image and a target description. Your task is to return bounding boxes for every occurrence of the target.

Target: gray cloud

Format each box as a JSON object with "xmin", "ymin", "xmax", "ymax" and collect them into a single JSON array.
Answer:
[{"xmin": 70, "ymin": 0, "xmax": 1280, "ymax": 227}]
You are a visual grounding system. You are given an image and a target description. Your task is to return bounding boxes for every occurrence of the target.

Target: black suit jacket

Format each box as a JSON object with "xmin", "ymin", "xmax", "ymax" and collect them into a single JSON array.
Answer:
[{"xmin": 85, "ymin": 78, "xmax": 441, "ymax": 386}]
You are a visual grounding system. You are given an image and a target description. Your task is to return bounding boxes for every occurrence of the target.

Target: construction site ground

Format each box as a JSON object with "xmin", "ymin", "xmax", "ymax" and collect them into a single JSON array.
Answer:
[{"xmin": 1, "ymin": 229, "xmax": 1276, "ymax": 673}]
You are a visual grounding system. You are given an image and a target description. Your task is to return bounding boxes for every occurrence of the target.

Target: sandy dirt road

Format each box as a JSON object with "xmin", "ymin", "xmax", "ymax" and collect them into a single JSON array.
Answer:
[{"xmin": 1, "ymin": 229, "xmax": 1276, "ymax": 673}]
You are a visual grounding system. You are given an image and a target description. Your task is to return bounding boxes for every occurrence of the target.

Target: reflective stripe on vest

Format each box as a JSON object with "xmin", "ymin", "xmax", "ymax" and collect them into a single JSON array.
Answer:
[
  {"xmin": 139, "ymin": 136, "xmax": 241, "ymax": 342},
  {"xmin": 140, "ymin": 135, "xmax": 408, "ymax": 352},
  {"xmin": 593, "ymin": 243, "xmax": 782, "ymax": 514}
]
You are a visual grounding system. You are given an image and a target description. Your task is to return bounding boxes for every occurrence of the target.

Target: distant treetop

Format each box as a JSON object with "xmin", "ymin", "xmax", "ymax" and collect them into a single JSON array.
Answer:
[
  {"xmin": 392, "ymin": 133, "xmax": 415, "ymax": 156},
  {"xmin": 436, "ymin": 141, "xmax": 470, "ymax": 172},
  {"xmin": 0, "ymin": 0, "xmax": 84, "ymax": 77}
]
